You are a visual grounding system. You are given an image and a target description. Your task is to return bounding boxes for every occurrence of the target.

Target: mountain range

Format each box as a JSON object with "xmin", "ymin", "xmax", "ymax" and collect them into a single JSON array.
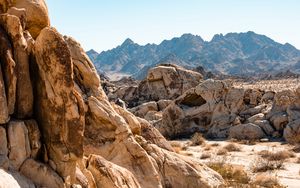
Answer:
[{"xmin": 87, "ymin": 31, "xmax": 300, "ymax": 80}]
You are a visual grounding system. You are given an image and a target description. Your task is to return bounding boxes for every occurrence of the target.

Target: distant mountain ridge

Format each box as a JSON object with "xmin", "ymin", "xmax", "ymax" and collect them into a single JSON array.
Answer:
[{"xmin": 88, "ymin": 32, "xmax": 300, "ymax": 80}]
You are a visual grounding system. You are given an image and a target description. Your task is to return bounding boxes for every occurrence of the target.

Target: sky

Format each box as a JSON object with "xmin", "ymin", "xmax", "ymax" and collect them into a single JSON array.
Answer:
[{"xmin": 47, "ymin": 0, "xmax": 300, "ymax": 52}]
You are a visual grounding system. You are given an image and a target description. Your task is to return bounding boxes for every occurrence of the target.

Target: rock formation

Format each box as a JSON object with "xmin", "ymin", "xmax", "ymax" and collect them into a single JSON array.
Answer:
[
  {"xmin": 0, "ymin": 1, "xmax": 224, "ymax": 187},
  {"xmin": 130, "ymin": 77, "xmax": 300, "ymax": 142},
  {"xmin": 109, "ymin": 64, "xmax": 203, "ymax": 107}
]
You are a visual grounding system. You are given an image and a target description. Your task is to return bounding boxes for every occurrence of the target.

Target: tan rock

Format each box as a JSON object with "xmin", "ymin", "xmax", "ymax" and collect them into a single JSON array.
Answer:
[
  {"xmin": 0, "ymin": 126, "xmax": 9, "ymax": 169},
  {"xmin": 247, "ymin": 113, "xmax": 265, "ymax": 123},
  {"xmin": 157, "ymin": 99, "xmax": 172, "ymax": 111},
  {"xmin": 0, "ymin": 169, "xmax": 35, "ymax": 188},
  {"xmin": 270, "ymin": 112, "xmax": 289, "ymax": 131},
  {"xmin": 87, "ymin": 155, "xmax": 141, "ymax": 188},
  {"xmin": 34, "ymin": 27, "xmax": 85, "ymax": 183},
  {"xmin": 0, "ymin": 26, "xmax": 16, "ymax": 115},
  {"xmin": 12, "ymin": 0, "xmax": 50, "ymax": 38},
  {"xmin": 24, "ymin": 120, "xmax": 41, "ymax": 158},
  {"xmin": 113, "ymin": 103, "xmax": 141, "ymax": 135},
  {"xmin": 137, "ymin": 117, "xmax": 174, "ymax": 151},
  {"xmin": 76, "ymin": 159, "xmax": 97, "ymax": 188},
  {"xmin": 0, "ymin": 65, "xmax": 9, "ymax": 123},
  {"xmin": 136, "ymin": 136, "xmax": 224, "ymax": 188},
  {"xmin": 144, "ymin": 111, "xmax": 163, "ymax": 122},
  {"xmin": 8, "ymin": 121, "xmax": 31, "ymax": 170},
  {"xmin": 0, "ymin": 14, "xmax": 33, "ymax": 118},
  {"xmin": 229, "ymin": 123, "xmax": 266, "ymax": 140},
  {"xmin": 287, "ymin": 105, "xmax": 300, "ymax": 122},
  {"xmin": 283, "ymin": 119, "xmax": 300, "ymax": 144},
  {"xmin": 254, "ymin": 120, "xmax": 275, "ymax": 136},
  {"xmin": 131, "ymin": 101, "xmax": 158, "ymax": 118},
  {"xmin": 244, "ymin": 89, "xmax": 263, "ymax": 106},
  {"xmin": 20, "ymin": 159, "xmax": 65, "ymax": 188},
  {"xmin": 0, "ymin": 128, "xmax": 7, "ymax": 154}
]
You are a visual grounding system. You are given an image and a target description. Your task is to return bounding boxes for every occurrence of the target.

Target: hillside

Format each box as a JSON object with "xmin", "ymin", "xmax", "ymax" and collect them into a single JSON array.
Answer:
[{"xmin": 89, "ymin": 32, "xmax": 300, "ymax": 80}]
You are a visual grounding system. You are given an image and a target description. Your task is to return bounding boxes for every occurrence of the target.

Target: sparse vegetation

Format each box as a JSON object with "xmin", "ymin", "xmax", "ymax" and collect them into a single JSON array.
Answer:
[
  {"xmin": 223, "ymin": 143, "xmax": 241, "ymax": 152},
  {"xmin": 203, "ymin": 144, "xmax": 212, "ymax": 151},
  {"xmin": 252, "ymin": 158, "xmax": 284, "ymax": 172},
  {"xmin": 252, "ymin": 174, "xmax": 285, "ymax": 188},
  {"xmin": 258, "ymin": 150, "xmax": 295, "ymax": 161},
  {"xmin": 210, "ymin": 143, "xmax": 220, "ymax": 147},
  {"xmin": 216, "ymin": 148, "xmax": 228, "ymax": 155},
  {"xmin": 200, "ymin": 152, "xmax": 211, "ymax": 159},
  {"xmin": 190, "ymin": 132, "xmax": 206, "ymax": 146},
  {"xmin": 207, "ymin": 162, "xmax": 250, "ymax": 186}
]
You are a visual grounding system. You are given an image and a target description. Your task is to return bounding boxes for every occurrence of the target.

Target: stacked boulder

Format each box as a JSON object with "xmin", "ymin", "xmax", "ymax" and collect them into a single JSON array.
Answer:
[
  {"xmin": 131, "ymin": 78, "xmax": 300, "ymax": 142},
  {"xmin": 0, "ymin": 0, "xmax": 224, "ymax": 187},
  {"xmin": 109, "ymin": 64, "xmax": 203, "ymax": 107}
]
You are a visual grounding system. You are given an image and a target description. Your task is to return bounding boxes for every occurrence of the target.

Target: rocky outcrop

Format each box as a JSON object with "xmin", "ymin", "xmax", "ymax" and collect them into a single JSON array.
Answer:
[
  {"xmin": 109, "ymin": 64, "xmax": 203, "ymax": 107},
  {"xmin": 0, "ymin": 1, "xmax": 224, "ymax": 187}
]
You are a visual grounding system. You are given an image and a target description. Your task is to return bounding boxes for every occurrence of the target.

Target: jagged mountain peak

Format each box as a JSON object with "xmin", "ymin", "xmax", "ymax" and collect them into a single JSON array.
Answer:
[{"xmin": 88, "ymin": 31, "xmax": 300, "ymax": 80}]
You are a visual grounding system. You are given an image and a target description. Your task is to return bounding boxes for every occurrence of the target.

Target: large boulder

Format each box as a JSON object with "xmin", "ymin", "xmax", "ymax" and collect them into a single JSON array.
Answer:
[
  {"xmin": 7, "ymin": 121, "xmax": 31, "ymax": 171},
  {"xmin": 160, "ymin": 80, "xmax": 247, "ymax": 139},
  {"xmin": 87, "ymin": 155, "xmax": 141, "ymax": 188},
  {"xmin": 110, "ymin": 64, "xmax": 203, "ymax": 107},
  {"xmin": 283, "ymin": 119, "xmax": 300, "ymax": 144},
  {"xmin": 11, "ymin": 0, "xmax": 50, "ymax": 38},
  {"xmin": 20, "ymin": 159, "xmax": 64, "ymax": 188},
  {"xmin": 34, "ymin": 27, "xmax": 85, "ymax": 183},
  {"xmin": 229, "ymin": 123, "xmax": 266, "ymax": 140},
  {"xmin": 0, "ymin": 14, "xmax": 33, "ymax": 118}
]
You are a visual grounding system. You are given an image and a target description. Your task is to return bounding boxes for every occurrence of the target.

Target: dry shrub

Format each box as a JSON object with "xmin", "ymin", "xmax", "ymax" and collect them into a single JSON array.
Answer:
[
  {"xmin": 291, "ymin": 145, "xmax": 300, "ymax": 153},
  {"xmin": 239, "ymin": 139, "xmax": 257, "ymax": 145},
  {"xmin": 207, "ymin": 162, "xmax": 250, "ymax": 185},
  {"xmin": 217, "ymin": 148, "xmax": 228, "ymax": 155},
  {"xmin": 252, "ymin": 174, "xmax": 285, "ymax": 188},
  {"xmin": 210, "ymin": 143, "xmax": 220, "ymax": 147},
  {"xmin": 200, "ymin": 152, "xmax": 211, "ymax": 159},
  {"xmin": 204, "ymin": 144, "xmax": 212, "ymax": 151},
  {"xmin": 190, "ymin": 132, "xmax": 206, "ymax": 146},
  {"xmin": 223, "ymin": 143, "xmax": 241, "ymax": 152},
  {"xmin": 252, "ymin": 158, "xmax": 284, "ymax": 172},
  {"xmin": 258, "ymin": 150, "xmax": 295, "ymax": 161},
  {"xmin": 169, "ymin": 141, "xmax": 182, "ymax": 148}
]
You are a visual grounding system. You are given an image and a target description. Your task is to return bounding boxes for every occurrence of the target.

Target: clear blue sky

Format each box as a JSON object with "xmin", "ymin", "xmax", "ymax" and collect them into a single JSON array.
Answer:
[{"xmin": 47, "ymin": 0, "xmax": 300, "ymax": 52}]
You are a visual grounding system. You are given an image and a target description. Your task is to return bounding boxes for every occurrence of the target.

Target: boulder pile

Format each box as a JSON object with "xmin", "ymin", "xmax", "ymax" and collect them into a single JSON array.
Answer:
[
  {"xmin": 0, "ymin": 0, "xmax": 224, "ymax": 187},
  {"xmin": 131, "ymin": 78, "xmax": 300, "ymax": 142},
  {"xmin": 109, "ymin": 64, "xmax": 203, "ymax": 107}
]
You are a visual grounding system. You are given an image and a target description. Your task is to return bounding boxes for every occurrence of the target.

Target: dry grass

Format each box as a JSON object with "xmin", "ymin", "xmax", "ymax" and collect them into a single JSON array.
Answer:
[
  {"xmin": 207, "ymin": 162, "xmax": 250, "ymax": 186},
  {"xmin": 223, "ymin": 143, "xmax": 241, "ymax": 152},
  {"xmin": 296, "ymin": 157, "xmax": 300, "ymax": 164},
  {"xmin": 216, "ymin": 148, "xmax": 228, "ymax": 155},
  {"xmin": 291, "ymin": 145, "xmax": 300, "ymax": 153},
  {"xmin": 252, "ymin": 174, "xmax": 285, "ymax": 188},
  {"xmin": 234, "ymin": 78, "xmax": 300, "ymax": 92},
  {"xmin": 258, "ymin": 150, "xmax": 295, "ymax": 161},
  {"xmin": 251, "ymin": 158, "xmax": 284, "ymax": 172},
  {"xmin": 203, "ymin": 144, "xmax": 212, "ymax": 151},
  {"xmin": 210, "ymin": 143, "xmax": 220, "ymax": 147},
  {"xmin": 238, "ymin": 139, "xmax": 257, "ymax": 145},
  {"xmin": 190, "ymin": 132, "xmax": 206, "ymax": 146},
  {"xmin": 200, "ymin": 152, "xmax": 211, "ymax": 159}
]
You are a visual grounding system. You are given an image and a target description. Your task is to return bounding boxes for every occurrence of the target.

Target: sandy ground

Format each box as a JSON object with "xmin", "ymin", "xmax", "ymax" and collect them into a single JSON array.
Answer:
[
  {"xmin": 172, "ymin": 140, "xmax": 300, "ymax": 188},
  {"xmin": 233, "ymin": 78, "xmax": 300, "ymax": 92}
]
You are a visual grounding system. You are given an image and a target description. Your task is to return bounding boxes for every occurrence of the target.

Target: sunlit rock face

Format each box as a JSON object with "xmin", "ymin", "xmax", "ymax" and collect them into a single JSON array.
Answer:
[{"xmin": 0, "ymin": 1, "xmax": 225, "ymax": 187}]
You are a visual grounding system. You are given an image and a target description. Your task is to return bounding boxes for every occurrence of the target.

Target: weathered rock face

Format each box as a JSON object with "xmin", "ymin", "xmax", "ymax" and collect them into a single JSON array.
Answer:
[
  {"xmin": 34, "ymin": 27, "xmax": 85, "ymax": 183},
  {"xmin": 109, "ymin": 64, "xmax": 203, "ymax": 107},
  {"xmin": 0, "ymin": 1, "xmax": 225, "ymax": 187}
]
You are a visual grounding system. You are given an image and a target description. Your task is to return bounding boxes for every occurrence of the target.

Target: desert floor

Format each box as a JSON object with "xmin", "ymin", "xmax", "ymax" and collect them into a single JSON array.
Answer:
[{"xmin": 171, "ymin": 139, "xmax": 300, "ymax": 187}]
